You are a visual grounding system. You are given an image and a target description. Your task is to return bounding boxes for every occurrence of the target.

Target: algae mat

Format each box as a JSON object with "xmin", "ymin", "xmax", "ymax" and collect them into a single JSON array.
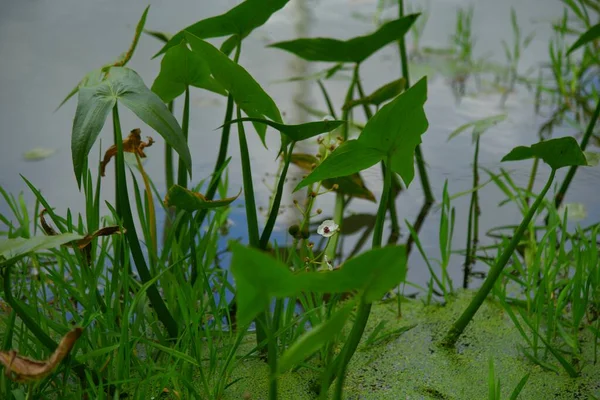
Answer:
[{"xmin": 226, "ymin": 291, "xmax": 600, "ymax": 399}]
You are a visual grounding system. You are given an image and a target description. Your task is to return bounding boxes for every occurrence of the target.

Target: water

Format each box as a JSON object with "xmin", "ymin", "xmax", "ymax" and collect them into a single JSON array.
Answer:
[{"xmin": 1, "ymin": 0, "xmax": 598, "ymax": 289}]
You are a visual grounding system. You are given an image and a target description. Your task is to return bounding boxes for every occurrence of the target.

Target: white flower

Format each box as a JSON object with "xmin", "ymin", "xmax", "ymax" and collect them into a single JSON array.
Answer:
[{"xmin": 317, "ymin": 220, "xmax": 339, "ymax": 238}]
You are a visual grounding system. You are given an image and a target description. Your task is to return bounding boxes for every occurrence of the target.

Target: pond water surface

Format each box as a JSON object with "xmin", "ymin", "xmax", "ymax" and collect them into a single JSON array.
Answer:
[{"xmin": 1, "ymin": 0, "xmax": 599, "ymax": 289}]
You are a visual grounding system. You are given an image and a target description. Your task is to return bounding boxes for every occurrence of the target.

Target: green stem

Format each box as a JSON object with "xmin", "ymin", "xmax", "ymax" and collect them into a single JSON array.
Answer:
[
  {"xmin": 112, "ymin": 106, "xmax": 178, "ymax": 339},
  {"xmin": 525, "ymin": 157, "xmax": 539, "ymax": 206},
  {"xmin": 397, "ymin": 0, "xmax": 434, "ymax": 204},
  {"xmin": 553, "ymin": 95, "xmax": 600, "ymax": 209},
  {"xmin": 165, "ymin": 101, "xmax": 175, "ymax": 191},
  {"xmin": 193, "ymin": 40, "xmax": 242, "ymax": 230},
  {"xmin": 260, "ymin": 142, "xmax": 296, "ymax": 250},
  {"xmin": 317, "ymin": 79, "xmax": 339, "ymax": 120},
  {"xmin": 443, "ymin": 169, "xmax": 556, "ymax": 347},
  {"xmin": 236, "ymin": 108, "xmax": 260, "ymax": 248},
  {"xmin": 177, "ymin": 86, "xmax": 191, "ymax": 188},
  {"xmin": 463, "ymin": 137, "xmax": 480, "ymax": 288},
  {"xmin": 331, "ymin": 157, "xmax": 393, "ymax": 398}
]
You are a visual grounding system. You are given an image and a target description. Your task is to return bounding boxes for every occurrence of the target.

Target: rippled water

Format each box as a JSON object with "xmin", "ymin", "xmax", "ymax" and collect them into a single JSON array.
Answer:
[{"xmin": 1, "ymin": 0, "xmax": 598, "ymax": 288}]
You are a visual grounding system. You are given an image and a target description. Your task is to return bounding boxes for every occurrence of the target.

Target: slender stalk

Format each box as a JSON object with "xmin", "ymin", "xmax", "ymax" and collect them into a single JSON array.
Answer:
[
  {"xmin": 177, "ymin": 87, "xmax": 191, "ymax": 188},
  {"xmin": 112, "ymin": 106, "xmax": 178, "ymax": 339},
  {"xmin": 463, "ymin": 136, "xmax": 480, "ymax": 288},
  {"xmin": 260, "ymin": 142, "xmax": 296, "ymax": 250},
  {"xmin": 331, "ymin": 157, "xmax": 393, "ymax": 398},
  {"xmin": 135, "ymin": 153, "xmax": 157, "ymax": 254},
  {"xmin": 443, "ymin": 169, "xmax": 556, "ymax": 347},
  {"xmin": 236, "ymin": 108, "xmax": 260, "ymax": 248},
  {"xmin": 525, "ymin": 157, "xmax": 539, "ymax": 206},
  {"xmin": 317, "ymin": 79, "xmax": 338, "ymax": 120},
  {"xmin": 165, "ymin": 101, "xmax": 175, "ymax": 191},
  {"xmin": 553, "ymin": 95, "xmax": 600, "ymax": 209},
  {"xmin": 397, "ymin": 0, "xmax": 434, "ymax": 204},
  {"xmin": 194, "ymin": 40, "xmax": 242, "ymax": 230}
]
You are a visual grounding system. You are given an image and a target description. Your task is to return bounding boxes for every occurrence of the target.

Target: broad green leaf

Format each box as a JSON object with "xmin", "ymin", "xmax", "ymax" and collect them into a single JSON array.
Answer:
[
  {"xmin": 230, "ymin": 241, "xmax": 295, "ymax": 328},
  {"xmin": 291, "ymin": 153, "xmax": 375, "ymax": 202},
  {"xmin": 567, "ymin": 22, "xmax": 600, "ymax": 54},
  {"xmin": 151, "ymin": 42, "xmax": 226, "ymax": 103},
  {"xmin": 164, "ymin": 185, "xmax": 240, "ymax": 212},
  {"xmin": 358, "ymin": 76, "xmax": 429, "ymax": 186},
  {"xmin": 501, "ymin": 136, "xmax": 587, "ymax": 170},
  {"xmin": 294, "ymin": 140, "xmax": 384, "ymax": 191},
  {"xmin": 269, "ymin": 15, "xmax": 418, "ymax": 63},
  {"xmin": 230, "ymin": 242, "xmax": 407, "ymax": 327},
  {"xmin": 447, "ymin": 114, "xmax": 507, "ymax": 142},
  {"xmin": 343, "ymin": 78, "xmax": 406, "ymax": 110},
  {"xmin": 220, "ymin": 117, "xmax": 344, "ymax": 142},
  {"xmin": 57, "ymin": 7, "xmax": 149, "ymax": 110},
  {"xmin": 72, "ymin": 83, "xmax": 117, "ymax": 186},
  {"xmin": 278, "ymin": 301, "xmax": 355, "ymax": 373},
  {"xmin": 185, "ymin": 33, "xmax": 282, "ymax": 143},
  {"xmin": 154, "ymin": 0, "xmax": 290, "ymax": 57},
  {"xmin": 71, "ymin": 67, "xmax": 191, "ymax": 186},
  {"xmin": 0, "ymin": 234, "xmax": 84, "ymax": 267}
]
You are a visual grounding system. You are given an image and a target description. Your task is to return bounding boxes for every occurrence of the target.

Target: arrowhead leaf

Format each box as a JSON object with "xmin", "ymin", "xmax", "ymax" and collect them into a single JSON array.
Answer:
[
  {"xmin": 358, "ymin": 76, "xmax": 429, "ymax": 186},
  {"xmin": 154, "ymin": 0, "xmax": 290, "ymax": 57},
  {"xmin": 164, "ymin": 185, "xmax": 241, "ymax": 212},
  {"xmin": 567, "ymin": 22, "xmax": 600, "ymax": 55},
  {"xmin": 151, "ymin": 42, "xmax": 226, "ymax": 103},
  {"xmin": 294, "ymin": 140, "xmax": 384, "ymax": 191},
  {"xmin": 185, "ymin": 32, "xmax": 282, "ymax": 144},
  {"xmin": 71, "ymin": 67, "xmax": 192, "ymax": 187},
  {"xmin": 501, "ymin": 136, "xmax": 588, "ymax": 170},
  {"xmin": 269, "ymin": 15, "xmax": 418, "ymax": 63},
  {"xmin": 220, "ymin": 117, "xmax": 344, "ymax": 142}
]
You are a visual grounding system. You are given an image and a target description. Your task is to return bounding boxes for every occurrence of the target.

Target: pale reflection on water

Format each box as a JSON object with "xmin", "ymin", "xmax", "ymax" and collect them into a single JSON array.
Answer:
[{"xmin": 1, "ymin": 0, "xmax": 598, "ymax": 288}]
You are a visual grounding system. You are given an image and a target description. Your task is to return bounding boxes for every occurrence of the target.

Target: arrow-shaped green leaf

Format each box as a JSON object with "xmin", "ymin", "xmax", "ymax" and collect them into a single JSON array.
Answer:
[
  {"xmin": 501, "ymin": 136, "xmax": 588, "ymax": 170},
  {"xmin": 269, "ymin": 15, "xmax": 418, "ymax": 63},
  {"xmin": 151, "ymin": 42, "xmax": 227, "ymax": 103}
]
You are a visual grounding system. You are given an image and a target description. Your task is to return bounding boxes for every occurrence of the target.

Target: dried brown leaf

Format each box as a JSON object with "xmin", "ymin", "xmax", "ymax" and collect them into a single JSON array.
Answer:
[
  {"xmin": 99, "ymin": 128, "xmax": 154, "ymax": 176},
  {"xmin": 0, "ymin": 327, "xmax": 83, "ymax": 383}
]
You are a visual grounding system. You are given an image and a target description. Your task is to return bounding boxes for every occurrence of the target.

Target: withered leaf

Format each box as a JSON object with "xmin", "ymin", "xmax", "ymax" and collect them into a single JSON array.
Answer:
[
  {"xmin": 0, "ymin": 327, "xmax": 83, "ymax": 383},
  {"xmin": 164, "ymin": 185, "xmax": 241, "ymax": 212},
  {"xmin": 99, "ymin": 128, "xmax": 154, "ymax": 176},
  {"xmin": 290, "ymin": 153, "xmax": 376, "ymax": 202}
]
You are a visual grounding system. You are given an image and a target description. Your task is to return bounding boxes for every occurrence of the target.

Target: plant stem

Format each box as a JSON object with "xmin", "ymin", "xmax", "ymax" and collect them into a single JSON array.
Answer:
[
  {"xmin": 553, "ymin": 95, "xmax": 600, "ymax": 209},
  {"xmin": 525, "ymin": 157, "xmax": 539, "ymax": 206},
  {"xmin": 177, "ymin": 86, "xmax": 191, "ymax": 188},
  {"xmin": 112, "ymin": 106, "xmax": 178, "ymax": 339},
  {"xmin": 331, "ymin": 157, "xmax": 393, "ymax": 398},
  {"xmin": 260, "ymin": 142, "xmax": 296, "ymax": 250},
  {"xmin": 397, "ymin": 0, "xmax": 434, "ymax": 204},
  {"xmin": 165, "ymin": 101, "xmax": 175, "ymax": 191},
  {"xmin": 463, "ymin": 136, "xmax": 480, "ymax": 288},
  {"xmin": 443, "ymin": 168, "xmax": 556, "ymax": 347},
  {"xmin": 135, "ymin": 153, "xmax": 157, "ymax": 254}
]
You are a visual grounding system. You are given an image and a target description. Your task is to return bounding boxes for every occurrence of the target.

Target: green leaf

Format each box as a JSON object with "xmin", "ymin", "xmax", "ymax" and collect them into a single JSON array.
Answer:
[
  {"xmin": 220, "ymin": 117, "xmax": 343, "ymax": 142},
  {"xmin": 278, "ymin": 301, "xmax": 355, "ymax": 373},
  {"xmin": 567, "ymin": 22, "xmax": 600, "ymax": 54},
  {"xmin": 230, "ymin": 242, "xmax": 407, "ymax": 327},
  {"xmin": 144, "ymin": 29, "xmax": 172, "ymax": 44},
  {"xmin": 0, "ymin": 234, "xmax": 84, "ymax": 267},
  {"xmin": 71, "ymin": 67, "xmax": 192, "ymax": 186},
  {"xmin": 185, "ymin": 33, "xmax": 282, "ymax": 144},
  {"xmin": 290, "ymin": 153, "xmax": 375, "ymax": 202},
  {"xmin": 164, "ymin": 185, "xmax": 240, "ymax": 212},
  {"xmin": 154, "ymin": 0, "xmax": 290, "ymax": 57},
  {"xmin": 358, "ymin": 76, "xmax": 429, "ymax": 186},
  {"xmin": 71, "ymin": 83, "xmax": 117, "ymax": 186},
  {"xmin": 343, "ymin": 77, "xmax": 406, "ymax": 110},
  {"xmin": 57, "ymin": 6, "xmax": 149, "ymax": 110},
  {"xmin": 447, "ymin": 114, "xmax": 507, "ymax": 142},
  {"xmin": 501, "ymin": 136, "xmax": 588, "ymax": 170},
  {"xmin": 294, "ymin": 140, "xmax": 384, "ymax": 191},
  {"xmin": 151, "ymin": 42, "xmax": 226, "ymax": 103},
  {"xmin": 269, "ymin": 15, "xmax": 418, "ymax": 63}
]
